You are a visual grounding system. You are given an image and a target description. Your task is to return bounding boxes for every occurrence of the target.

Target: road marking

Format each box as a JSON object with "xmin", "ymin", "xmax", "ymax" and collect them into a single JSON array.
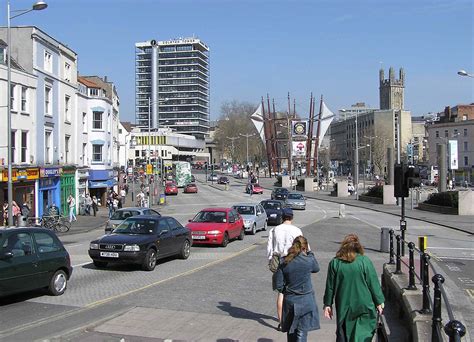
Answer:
[
  {"xmin": 438, "ymin": 256, "xmax": 474, "ymax": 261},
  {"xmin": 72, "ymin": 261, "xmax": 91, "ymax": 268},
  {"xmin": 351, "ymin": 215, "xmax": 380, "ymax": 229},
  {"xmin": 426, "ymin": 247, "xmax": 474, "ymax": 250},
  {"xmin": 467, "ymin": 289, "xmax": 474, "ymax": 299},
  {"xmin": 65, "ymin": 243, "xmax": 83, "ymax": 248}
]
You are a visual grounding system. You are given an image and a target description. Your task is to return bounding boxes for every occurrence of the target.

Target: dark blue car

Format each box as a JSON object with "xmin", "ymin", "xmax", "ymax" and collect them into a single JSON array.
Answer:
[{"xmin": 260, "ymin": 200, "xmax": 286, "ymax": 226}]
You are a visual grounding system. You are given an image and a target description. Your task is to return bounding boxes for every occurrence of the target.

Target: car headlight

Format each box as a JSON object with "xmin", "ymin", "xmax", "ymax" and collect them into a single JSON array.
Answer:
[
  {"xmin": 244, "ymin": 220, "xmax": 252, "ymax": 225},
  {"xmin": 270, "ymin": 214, "xmax": 277, "ymax": 218},
  {"xmin": 207, "ymin": 230, "xmax": 222, "ymax": 235},
  {"xmin": 124, "ymin": 244, "xmax": 140, "ymax": 252},
  {"xmin": 90, "ymin": 243, "xmax": 99, "ymax": 250}
]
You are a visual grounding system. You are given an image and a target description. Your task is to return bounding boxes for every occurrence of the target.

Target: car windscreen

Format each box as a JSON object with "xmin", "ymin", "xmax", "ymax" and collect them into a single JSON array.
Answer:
[
  {"xmin": 111, "ymin": 210, "xmax": 140, "ymax": 220},
  {"xmin": 234, "ymin": 206, "xmax": 255, "ymax": 215},
  {"xmin": 288, "ymin": 194, "xmax": 304, "ymax": 200},
  {"xmin": 275, "ymin": 188, "xmax": 288, "ymax": 193},
  {"xmin": 187, "ymin": 183, "xmax": 196, "ymax": 187},
  {"xmin": 114, "ymin": 218, "xmax": 156, "ymax": 234},
  {"xmin": 193, "ymin": 211, "xmax": 227, "ymax": 223},
  {"xmin": 262, "ymin": 202, "xmax": 281, "ymax": 210}
]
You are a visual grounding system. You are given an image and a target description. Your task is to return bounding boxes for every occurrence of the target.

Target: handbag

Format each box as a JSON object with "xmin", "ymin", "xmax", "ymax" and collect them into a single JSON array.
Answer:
[
  {"xmin": 269, "ymin": 254, "xmax": 280, "ymax": 273},
  {"xmin": 372, "ymin": 312, "xmax": 389, "ymax": 342}
]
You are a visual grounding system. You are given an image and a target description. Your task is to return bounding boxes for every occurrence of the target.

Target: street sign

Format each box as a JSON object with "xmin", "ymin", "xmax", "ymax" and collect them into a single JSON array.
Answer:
[{"xmin": 146, "ymin": 164, "xmax": 153, "ymax": 175}]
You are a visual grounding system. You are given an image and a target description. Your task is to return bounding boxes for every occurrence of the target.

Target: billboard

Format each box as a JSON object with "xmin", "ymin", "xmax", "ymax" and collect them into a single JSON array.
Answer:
[
  {"xmin": 292, "ymin": 141, "xmax": 306, "ymax": 157},
  {"xmin": 448, "ymin": 140, "xmax": 458, "ymax": 170},
  {"xmin": 292, "ymin": 121, "xmax": 308, "ymax": 137}
]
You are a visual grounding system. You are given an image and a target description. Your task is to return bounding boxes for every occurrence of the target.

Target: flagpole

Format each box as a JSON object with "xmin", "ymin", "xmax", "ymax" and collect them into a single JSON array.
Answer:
[
  {"xmin": 287, "ymin": 93, "xmax": 292, "ymax": 176},
  {"xmin": 313, "ymin": 95, "xmax": 323, "ymax": 177},
  {"xmin": 306, "ymin": 93, "xmax": 314, "ymax": 176},
  {"xmin": 262, "ymin": 97, "xmax": 273, "ymax": 177}
]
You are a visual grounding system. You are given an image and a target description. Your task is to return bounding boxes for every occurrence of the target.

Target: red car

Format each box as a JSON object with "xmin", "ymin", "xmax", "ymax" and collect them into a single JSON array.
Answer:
[
  {"xmin": 186, "ymin": 208, "xmax": 244, "ymax": 247},
  {"xmin": 165, "ymin": 183, "xmax": 178, "ymax": 195},
  {"xmin": 252, "ymin": 183, "xmax": 264, "ymax": 194},
  {"xmin": 184, "ymin": 183, "xmax": 198, "ymax": 193}
]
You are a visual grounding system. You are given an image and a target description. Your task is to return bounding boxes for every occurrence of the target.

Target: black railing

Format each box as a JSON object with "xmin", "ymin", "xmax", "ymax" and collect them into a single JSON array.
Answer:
[{"xmin": 388, "ymin": 230, "xmax": 467, "ymax": 342}]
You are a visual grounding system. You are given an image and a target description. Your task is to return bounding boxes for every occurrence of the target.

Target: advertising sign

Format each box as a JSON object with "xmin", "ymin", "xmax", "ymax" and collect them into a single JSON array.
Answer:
[
  {"xmin": 40, "ymin": 167, "xmax": 62, "ymax": 178},
  {"xmin": 146, "ymin": 164, "xmax": 153, "ymax": 175},
  {"xmin": 448, "ymin": 140, "xmax": 458, "ymax": 170},
  {"xmin": 292, "ymin": 121, "xmax": 308, "ymax": 137},
  {"xmin": 1, "ymin": 168, "xmax": 39, "ymax": 182},
  {"xmin": 292, "ymin": 141, "xmax": 306, "ymax": 157}
]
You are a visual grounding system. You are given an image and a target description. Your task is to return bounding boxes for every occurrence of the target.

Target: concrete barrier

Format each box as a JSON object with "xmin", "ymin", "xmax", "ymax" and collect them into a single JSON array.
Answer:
[
  {"xmin": 459, "ymin": 189, "xmax": 474, "ymax": 215},
  {"xmin": 337, "ymin": 181, "xmax": 349, "ymax": 198},
  {"xmin": 304, "ymin": 178, "xmax": 314, "ymax": 192},
  {"xmin": 383, "ymin": 185, "xmax": 397, "ymax": 205},
  {"xmin": 281, "ymin": 175, "xmax": 290, "ymax": 188}
]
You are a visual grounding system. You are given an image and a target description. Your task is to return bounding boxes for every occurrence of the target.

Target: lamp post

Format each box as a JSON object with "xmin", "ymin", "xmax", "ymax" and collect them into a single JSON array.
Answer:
[
  {"xmin": 457, "ymin": 69, "xmax": 474, "ymax": 78},
  {"xmin": 6, "ymin": 0, "xmax": 47, "ymax": 226},
  {"xmin": 226, "ymin": 137, "xmax": 239, "ymax": 164},
  {"xmin": 364, "ymin": 135, "xmax": 377, "ymax": 179},
  {"xmin": 239, "ymin": 133, "xmax": 256, "ymax": 167}
]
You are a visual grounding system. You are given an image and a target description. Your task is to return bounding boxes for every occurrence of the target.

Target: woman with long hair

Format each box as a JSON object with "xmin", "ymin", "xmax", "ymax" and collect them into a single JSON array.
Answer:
[
  {"xmin": 274, "ymin": 236, "xmax": 320, "ymax": 341},
  {"xmin": 323, "ymin": 234, "xmax": 385, "ymax": 342}
]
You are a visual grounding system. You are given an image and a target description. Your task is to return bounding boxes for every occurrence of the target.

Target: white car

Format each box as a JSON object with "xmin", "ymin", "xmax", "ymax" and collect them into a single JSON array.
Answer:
[{"xmin": 232, "ymin": 203, "xmax": 267, "ymax": 235}]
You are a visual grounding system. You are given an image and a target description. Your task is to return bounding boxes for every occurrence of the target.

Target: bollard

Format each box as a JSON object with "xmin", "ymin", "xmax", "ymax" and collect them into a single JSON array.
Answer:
[
  {"xmin": 406, "ymin": 242, "xmax": 417, "ymax": 290},
  {"xmin": 380, "ymin": 227, "xmax": 390, "ymax": 252},
  {"xmin": 444, "ymin": 320, "xmax": 466, "ymax": 342},
  {"xmin": 388, "ymin": 229, "xmax": 395, "ymax": 264},
  {"xmin": 419, "ymin": 236, "xmax": 427, "ymax": 282},
  {"xmin": 400, "ymin": 219, "xmax": 407, "ymax": 256},
  {"xmin": 431, "ymin": 274, "xmax": 445, "ymax": 341},
  {"xmin": 338, "ymin": 204, "xmax": 345, "ymax": 218},
  {"xmin": 419, "ymin": 253, "xmax": 432, "ymax": 314},
  {"xmin": 395, "ymin": 235, "xmax": 402, "ymax": 274}
]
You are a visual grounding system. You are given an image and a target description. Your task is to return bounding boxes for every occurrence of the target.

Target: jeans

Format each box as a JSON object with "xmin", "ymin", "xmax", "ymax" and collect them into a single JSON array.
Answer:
[
  {"xmin": 69, "ymin": 207, "xmax": 76, "ymax": 222},
  {"xmin": 287, "ymin": 329, "xmax": 307, "ymax": 342}
]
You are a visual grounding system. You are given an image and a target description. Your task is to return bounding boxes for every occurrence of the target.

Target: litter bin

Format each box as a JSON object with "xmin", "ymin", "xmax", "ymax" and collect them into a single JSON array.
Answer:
[
  {"xmin": 18, "ymin": 215, "xmax": 27, "ymax": 227},
  {"xmin": 159, "ymin": 194, "xmax": 166, "ymax": 205},
  {"xmin": 380, "ymin": 227, "xmax": 390, "ymax": 252}
]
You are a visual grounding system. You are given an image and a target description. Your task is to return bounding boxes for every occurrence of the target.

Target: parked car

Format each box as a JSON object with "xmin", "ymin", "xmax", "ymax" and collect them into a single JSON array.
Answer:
[
  {"xmin": 105, "ymin": 207, "xmax": 161, "ymax": 234},
  {"xmin": 0, "ymin": 228, "xmax": 72, "ymax": 297},
  {"xmin": 260, "ymin": 199, "xmax": 286, "ymax": 225},
  {"xmin": 208, "ymin": 174, "xmax": 218, "ymax": 182},
  {"xmin": 217, "ymin": 176, "xmax": 230, "ymax": 185},
  {"xmin": 286, "ymin": 192, "xmax": 306, "ymax": 210},
  {"xmin": 184, "ymin": 183, "xmax": 198, "ymax": 193},
  {"xmin": 186, "ymin": 208, "xmax": 244, "ymax": 247},
  {"xmin": 89, "ymin": 216, "xmax": 192, "ymax": 271},
  {"xmin": 165, "ymin": 182, "xmax": 179, "ymax": 195},
  {"xmin": 271, "ymin": 187, "xmax": 290, "ymax": 201},
  {"xmin": 232, "ymin": 203, "xmax": 267, "ymax": 235}
]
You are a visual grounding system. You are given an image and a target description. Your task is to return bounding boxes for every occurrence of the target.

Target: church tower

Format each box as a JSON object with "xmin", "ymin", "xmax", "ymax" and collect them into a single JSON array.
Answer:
[{"xmin": 379, "ymin": 67, "xmax": 405, "ymax": 110}]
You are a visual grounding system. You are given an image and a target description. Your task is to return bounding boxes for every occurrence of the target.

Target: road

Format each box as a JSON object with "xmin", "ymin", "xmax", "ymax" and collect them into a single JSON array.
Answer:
[{"xmin": 0, "ymin": 173, "xmax": 471, "ymax": 341}]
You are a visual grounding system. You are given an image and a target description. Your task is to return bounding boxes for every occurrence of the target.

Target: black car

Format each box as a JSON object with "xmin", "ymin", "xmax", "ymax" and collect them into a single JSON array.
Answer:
[
  {"xmin": 88, "ymin": 216, "xmax": 192, "ymax": 271},
  {"xmin": 271, "ymin": 187, "xmax": 290, "ymax": 201},
  {"xmin": 0, "ymin": 228, "xmax": 72, "ymax": 297},
  {"xmin": 217, "ymin": 176, "xmax": 230, "ymax": 185},
  {"xmin": 260, "ymin": 200, "xmax": 285, "ymax": 225}
]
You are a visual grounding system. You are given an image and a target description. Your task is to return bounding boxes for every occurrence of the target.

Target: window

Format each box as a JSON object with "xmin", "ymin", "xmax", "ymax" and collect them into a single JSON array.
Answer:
[
  {"xmin": 462, "ymin": 115, "xmax": 467, "ymax": 121},
  {"xmin": 10, "ymin": 84, "xmax": 15, "ymax": 111},
  {"xmin": 82, "ymin": 112, "xmax": 87, "ymax": 132},
  {"xmin": 2, "ymin": 232, "xmax": 34, "ymax": 257},
  {"xmin": 464, "ymin": 156, "xmax": 469, "ymax": 166},
  {"xmin": 45, "ymin": 131, "xmax": 52, "ymax": 164},
  {"xmin": 65, "ymin": 96, "xmax": 70, "ymax": 122},
  {"xmin": 64, "ymin": 62, "xmax": 71, "ymax": 82},
  {"xmin": 444, "ymin": 130, "xmax": 448, "ymax": 138},
  {"xmin": 33, "ymin": 232, "xmax": 62, "ymax": 253},
  {"xmin": 0, "ymin": 46, "xmax": 4, "ymax": 64},
  {"xmin": 464, "ymin": 129, "xmax": 468, "ymax": 137},
  {"xmin": 92, "ymin": 144, "xmax": 102, "ymax": 162},
  {"xmin": 21, "ymin": 86, "xmax": 28, "ymax": 112},
  {"xmin": 11, "ymin": 131, "xmax": 16, "ymax": 163},
  {"xmin": 21, "ymin": 131, "xmax": 28, "ymax": 163},
  {"xmin": 435, "ymin": 131, "xmax": 439, "ymax": 138},
  {"xmin": 82, "ymin": 143, "xmax": 87, "ymax": 163},
  {"xmin": 65, "ymin": 136, "xmax": 70, "ymax": 163},
  {"xmin": 89, "ymin": 88, "xmax": 99, "ymax": 96},
  {"xmin": 464, "ymin": 141, "xmax": 468, "ymax": 151},
  {"xmin": 92, "ymin": 111, "xmax": 103, "ymax": 129},
  {"xmin": 454, "ymin": 129, "xmax": 458, "ymax": 136},
  {"xmin": 45, "ymin": 86, "xmax": 52, "ymax": 115},
  {"xmin": 44, "ymin": 51, "xmax": 52, "ymax": 72},
  {"xmin": 165, "ymin": 217, "xmax": 181, "ymax": 230}
]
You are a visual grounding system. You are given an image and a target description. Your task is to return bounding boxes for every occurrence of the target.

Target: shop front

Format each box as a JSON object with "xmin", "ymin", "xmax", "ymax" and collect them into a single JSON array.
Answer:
[
  {"xmin": 88, "ymin": 169, "xmax": 117, "ymax": 207},
  {"xmin": 38, "ymin": 167, "xmax": 61, "ymax": 217},
  {"xmin": 76, "ymin": 168, "xmax": 89, "ymax": 215},
  {"xmin": 60, "ymin": 168, "xmax": 76, "ymax": 216},
  {"xmin": 0, "ymin": 168, "xmax": 39, "ymax": 217}
]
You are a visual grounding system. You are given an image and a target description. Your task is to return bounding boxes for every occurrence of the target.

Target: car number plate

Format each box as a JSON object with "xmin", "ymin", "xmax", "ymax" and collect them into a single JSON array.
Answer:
[
  {"xmin": 192, "ymin": 235, "xmax": 206, "ymax": 240},
  {"xmin": 100, "ymin": 251, "xmax": 119, "ymax": 258}
]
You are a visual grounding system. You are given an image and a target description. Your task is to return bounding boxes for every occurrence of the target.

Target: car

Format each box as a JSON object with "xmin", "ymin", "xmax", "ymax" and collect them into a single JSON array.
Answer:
[
  {"xmin": 89, "ymin": 216, "xmax": 192, "ymax": 271},
  {"xmin": 260, "ymin": 199, "xmax": 286, "ymax": 225},
  {"xmin": 184, "ymin": 183, "xmax": 198, "ymax": 193},
  {"xmin": 165, "ymin": 182, "xmax": 179, "ymax": 195},
  {"xmin": 232, "ymin": 203, "xmax": 267, "ymax": 235},
  {"xmin": 271, "ymin": 187, "xmax": 290, "ymax": 201},
  {"xmin": 208, "ymin": 174, "xmax": 218, "ymax": 182},
  {"xmin": 191, "ymin": 175, "xmax": 196, "ymax": 182},
  {"xmin": 0, "ymin": 227, "xmax": 72, "ymax": 297},
  {"xmin": 217, "ymin": 176, "xmax": 230, "ymax": 185},
  {"xmin": 251, "ymin": 183, "xmax": 264, "ymax": 194},
  {"xmin": 286, "ymin": 192, "xmax": 306, "ymax": 210},
  {"xmin": 185, "ymin": 208, "xmax": 244, "ymax": 247},
  {"xmin": 105, "ymin": 207, "xmax": 161, "ymax": 234}
]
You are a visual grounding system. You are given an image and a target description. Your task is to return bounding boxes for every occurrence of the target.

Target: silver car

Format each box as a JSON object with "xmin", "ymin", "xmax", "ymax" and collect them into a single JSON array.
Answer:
[
  {"xmin": 286, "ymin": 193, "xmax": 306, "ymax": 210},
  {"xmin": 105, "ymin": 207, "xmax": 161, "ymax": 233},
  {"xmin": 232, "ymin": 203, "xmax": 267, "ymax": 235}
]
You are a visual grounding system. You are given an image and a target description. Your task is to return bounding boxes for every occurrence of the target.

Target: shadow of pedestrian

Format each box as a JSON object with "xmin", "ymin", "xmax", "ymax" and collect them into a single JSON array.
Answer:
[{"xmin": 216, "ymin": 301, "xmax": 278, "ymax": 330}]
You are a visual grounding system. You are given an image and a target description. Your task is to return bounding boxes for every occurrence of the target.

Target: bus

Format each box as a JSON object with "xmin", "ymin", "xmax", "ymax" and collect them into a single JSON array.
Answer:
[{"xmin": 174, "ymin": 161, "xmax": 192, "ymax": 187}]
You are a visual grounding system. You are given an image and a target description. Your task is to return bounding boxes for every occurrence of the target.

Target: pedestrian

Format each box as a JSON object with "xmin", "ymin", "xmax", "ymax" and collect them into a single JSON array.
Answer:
[
  {"xmin": 107, "ymin": 197, "xmax": 114, "ymax": 218},
  {"xmin": 3, "ymin": 202, "xmax": 8, "ymax": 226},
  {"xmin": 92, "ymin": 196, "xmax": 98, "ymax": 217},
  {"xmin": 323, "ymin": 234, "xmax": 385, "ymax": 342},
  {"xmin": 67, "ymin": 195, "xmax": 76, "ymax": 223},
  {"xmin": 267, "ymin": 208, "xmax": 305, "ymax": 330},
  {"xmin": 120, "ymin": 187, "xmax": 126, "ymax": 206},
  {"xmin": 49, "ymin": 203, "xmax": 59, "ymax": 217},
  {"xmin": 275, "ymin": 236, "xmax": 320, "ymax": 341},
  {"xmin": 84, "ymin": 194, "xmax": 93, "ymax": 216},
  {"xmin": 21, "ymin": 201, "xmax": 31, "ymax": 219},
  {"xmin": 11, "ymin": 201, "xmax": 21, "ymax": 226}
]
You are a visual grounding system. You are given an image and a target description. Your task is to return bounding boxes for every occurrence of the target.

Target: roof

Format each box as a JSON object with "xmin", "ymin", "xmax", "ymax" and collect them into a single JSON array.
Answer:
[
  {"xmin": 201, "ymin": 207, "xmax": 231, "ymax": 212},
  {"xmin": 121, "ymin": 121, "xmax": 134, "ymax": 132},
  {"xmin": 78, "ymin": 76, "xmax": 101, "ymax": 88}
]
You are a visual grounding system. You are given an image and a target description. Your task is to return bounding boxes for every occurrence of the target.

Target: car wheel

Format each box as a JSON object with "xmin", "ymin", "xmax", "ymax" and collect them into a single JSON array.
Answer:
[
  {"xmin": 93, "ymin": 260, "xmax": 108, "ymax": 268},
  {"xmin": 48, "ymin": 270, "xmax": 68, "ymax": 296},
  {"xmin": 142, "ymin": 248, "xmax": 157, "ymax": 271},
  {"xmin": 179, "ymin": 239, "xmax": 191, "ymax": 259},
  {"xmin": 238, "ymin": 228, "xmax": 245, "ymax": 240},
  {"xmin": 251, "ymin": 223, "xmax": 256, "ymax": 235},
  {"xmin": 221, "ymin": 232, "xmax": 229, "ymax": 247}
]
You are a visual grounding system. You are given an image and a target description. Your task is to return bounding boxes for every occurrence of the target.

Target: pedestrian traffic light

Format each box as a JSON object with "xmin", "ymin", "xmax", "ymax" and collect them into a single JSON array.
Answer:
[
  {"xmin": 394, "ymin": 163, "xmax": 408, "ymax": 198},
  {"xmin": 407, "ymin": 166, "xmax": 421, "ymax": 188}
]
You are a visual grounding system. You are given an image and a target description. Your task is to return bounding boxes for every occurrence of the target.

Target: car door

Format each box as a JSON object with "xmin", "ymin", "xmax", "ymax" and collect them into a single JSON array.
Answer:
[
  {"xmin": 155, "ymin": 219, "xmax": 173, "ymax": 257},
  {"xmin": 229, "ymin": 210, "xmax": 241, "ymax": 238},
  {"xmin": 165, "ymin": 217, "xmax": 187, "ymax": 253},
  {"xmin": 0, "ymin": 231, "xmax": 40, "ymax": 296},
  {"xmin": 33, "ymin": 231, "xmax": 67, "ymax": 288}
]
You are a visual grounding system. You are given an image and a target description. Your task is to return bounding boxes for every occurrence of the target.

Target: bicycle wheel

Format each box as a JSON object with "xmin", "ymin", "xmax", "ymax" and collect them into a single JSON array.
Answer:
[
  {"xmin": 59, "ymin": 216, "xmax": 71, "ymax": 229},
  {"xmin": 55, "ymin": 223, "xmax": 70, "ymax": 233}
]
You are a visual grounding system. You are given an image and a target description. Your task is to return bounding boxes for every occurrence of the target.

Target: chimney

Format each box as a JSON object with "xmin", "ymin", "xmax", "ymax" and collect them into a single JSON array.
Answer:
[{"xmin": 104, "ymin": 76, "xmax": 108, "ymax": 82}]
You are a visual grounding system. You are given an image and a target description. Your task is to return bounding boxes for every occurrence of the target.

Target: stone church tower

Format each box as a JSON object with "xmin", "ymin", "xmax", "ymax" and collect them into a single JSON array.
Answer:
[{"xmin": 379, "ymin": 67, "xmax": 405, "ymax": 110}]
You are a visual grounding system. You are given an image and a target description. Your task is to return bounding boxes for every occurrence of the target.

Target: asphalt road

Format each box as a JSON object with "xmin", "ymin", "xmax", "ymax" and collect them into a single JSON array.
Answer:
[{"xmin": 0, "ymin": 173, "xmax": 471, "ymax": 341}]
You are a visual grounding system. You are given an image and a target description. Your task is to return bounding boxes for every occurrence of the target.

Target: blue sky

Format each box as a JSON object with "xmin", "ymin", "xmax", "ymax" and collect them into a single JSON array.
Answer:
[{"xmin": 3, "ymin": 0, "xmax": 473, "ymax": 121}]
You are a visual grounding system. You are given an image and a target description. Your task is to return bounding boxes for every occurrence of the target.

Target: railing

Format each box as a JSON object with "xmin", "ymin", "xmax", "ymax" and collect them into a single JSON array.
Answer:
[{"xmin": 388, "ymin": 229, "xmax": 467, "ymax": 342}]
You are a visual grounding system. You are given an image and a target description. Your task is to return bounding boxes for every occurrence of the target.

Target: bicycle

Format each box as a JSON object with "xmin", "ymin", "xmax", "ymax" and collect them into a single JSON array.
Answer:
[{"xmin": 32, "ymin": 215, "xmax": 71, "ymax": 233}]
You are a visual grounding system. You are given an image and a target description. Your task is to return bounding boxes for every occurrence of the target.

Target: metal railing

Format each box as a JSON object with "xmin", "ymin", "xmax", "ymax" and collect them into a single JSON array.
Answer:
[{"xmin": 388, "ymin": 229, "xmax": 467, "ymax": 341}]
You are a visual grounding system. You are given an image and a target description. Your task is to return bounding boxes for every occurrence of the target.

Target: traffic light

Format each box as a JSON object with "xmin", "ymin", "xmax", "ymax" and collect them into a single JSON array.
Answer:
[
  {"xmin": 394, "ymin": 163, "xmax": 408, "ymax": 198},
  {"xmin": 407, "ymin": 166, "xmax": 421, "ymax": 188}
]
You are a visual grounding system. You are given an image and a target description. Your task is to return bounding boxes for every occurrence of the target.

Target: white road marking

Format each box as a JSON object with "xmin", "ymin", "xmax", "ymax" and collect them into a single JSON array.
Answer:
[
  {"xmin": 72, "ymin": 261, "xmax": 91, "ymax": 268},
  {"xmin": 438, "ymin": 256, "xmax": 474, "ymax": 261},
  {"xmin": 426, "ymin": 247, "xmax": 474, "ymax": 250}
]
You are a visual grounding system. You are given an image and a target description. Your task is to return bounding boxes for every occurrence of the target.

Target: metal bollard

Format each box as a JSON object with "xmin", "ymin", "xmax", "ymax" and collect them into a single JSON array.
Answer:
[
  {"xmin": 444, "ymin": 320, "xmax": 466, "ymax": 342},
  {"xmin": 388, "ymin": 229, "xmax": 395, "ymax": 264},
  {"xmin": 419, "ymin": 253, "xmax": 432, "ymax": 314},
  {"xmin": 419, "ymin": 236, "xmax": 427, "ymax": 283},
  {"xmin": 431, "ymin": 274, "xmax": 445, "ymax": 341},
  {"xmin": 406, "ymin": 242, "xmax": 417, "ymax": 290},
  {"xmin": 395, "ymin": 235, "xmax": 402, "ymax": 274}
]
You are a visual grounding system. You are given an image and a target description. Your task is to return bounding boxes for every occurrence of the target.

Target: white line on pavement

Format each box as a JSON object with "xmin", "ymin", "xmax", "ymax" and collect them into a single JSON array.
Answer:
[
  {"xmin": 72, "ymin": 261, "xmax": 91, "ymax": 268},
  {"xmin": 426, "ymin": 247, "xmax": 474, "ymax": 250}
]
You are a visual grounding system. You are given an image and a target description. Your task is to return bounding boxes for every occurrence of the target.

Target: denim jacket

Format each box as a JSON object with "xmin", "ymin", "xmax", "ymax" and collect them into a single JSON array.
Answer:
[{"xmin": 275, "ymin": 251, "xmax": 320, "ymax": 295}]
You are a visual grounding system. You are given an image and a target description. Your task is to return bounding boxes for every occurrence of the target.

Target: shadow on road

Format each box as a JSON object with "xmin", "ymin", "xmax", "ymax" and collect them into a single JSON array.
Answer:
[{"xmin": 216, "ymin": 301, "xmax": 278, "ymax": 330}]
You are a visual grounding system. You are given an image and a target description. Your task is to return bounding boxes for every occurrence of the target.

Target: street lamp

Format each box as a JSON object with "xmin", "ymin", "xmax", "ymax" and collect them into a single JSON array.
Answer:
[
  {"xmin": 341, "ymin": 109, "xmax": 360, "ymax": 199},
  {"xmin": 457, "ymin": 69, "xmax": 474, "ymax": 78},
  {"xmin": 226, "ymin": 136, "xmax": 239, "ymax": 164},
  {"xmin": 239, "ymin": 133, "xmax": 256, "ymax": 167},
  {"xmin": 6, "ymin": 0, "xmax": 47, "ymax": 226}
]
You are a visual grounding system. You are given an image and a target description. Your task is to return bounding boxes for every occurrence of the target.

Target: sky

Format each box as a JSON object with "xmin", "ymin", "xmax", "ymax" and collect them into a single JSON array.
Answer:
[{"xmin": 2, "ymin": 0, "xmax": 473, "ymax": 122}]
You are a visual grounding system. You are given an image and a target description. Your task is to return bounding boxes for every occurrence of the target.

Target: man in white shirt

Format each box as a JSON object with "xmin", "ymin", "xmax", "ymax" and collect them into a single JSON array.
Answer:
[{"xmin": 267, "ymin": 208, "xmax": 303, "ymax": 330}]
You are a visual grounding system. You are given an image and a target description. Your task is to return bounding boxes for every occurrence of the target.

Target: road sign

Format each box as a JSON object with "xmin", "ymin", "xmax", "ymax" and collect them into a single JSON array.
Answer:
[{"xmin": 146, "ymin": 164, "xmax": 153, "ymax": 175}]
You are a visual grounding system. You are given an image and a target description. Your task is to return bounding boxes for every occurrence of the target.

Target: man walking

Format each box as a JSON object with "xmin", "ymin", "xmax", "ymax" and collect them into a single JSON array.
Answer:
[
  {"xmin": 267, "ymin": 208, "xmax": 304, "ymax": 330},
  {"xmin": 67, "ymin": 195, "xmax": 76, "ymax": 223}
]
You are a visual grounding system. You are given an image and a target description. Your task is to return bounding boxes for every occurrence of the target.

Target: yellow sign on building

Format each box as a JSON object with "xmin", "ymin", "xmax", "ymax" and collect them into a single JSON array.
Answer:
[{"xmin": 146, "ymin": 164, "xmax": 153, "ymax": 175}]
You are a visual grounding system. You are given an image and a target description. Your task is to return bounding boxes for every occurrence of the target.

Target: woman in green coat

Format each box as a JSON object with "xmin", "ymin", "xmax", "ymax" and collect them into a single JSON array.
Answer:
[{"xmin": 323, "ymin": 234, "xmax": 385, "ymax": 342}]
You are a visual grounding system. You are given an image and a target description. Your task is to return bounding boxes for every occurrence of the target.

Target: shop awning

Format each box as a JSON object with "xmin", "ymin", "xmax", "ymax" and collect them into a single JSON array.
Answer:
[{"xmin": 88, "ymin": 179, "xmax": 117, "ymax": 188}]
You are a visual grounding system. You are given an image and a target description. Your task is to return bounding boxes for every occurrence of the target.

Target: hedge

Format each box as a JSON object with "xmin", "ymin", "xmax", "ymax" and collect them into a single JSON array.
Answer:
[
  {"xmin": 425, "ymin": 191, "xmax": 458, "ymax": 208},
  {"xmin": 363, "ymin": 185, "xmax": 384, "ymax": 199}
]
